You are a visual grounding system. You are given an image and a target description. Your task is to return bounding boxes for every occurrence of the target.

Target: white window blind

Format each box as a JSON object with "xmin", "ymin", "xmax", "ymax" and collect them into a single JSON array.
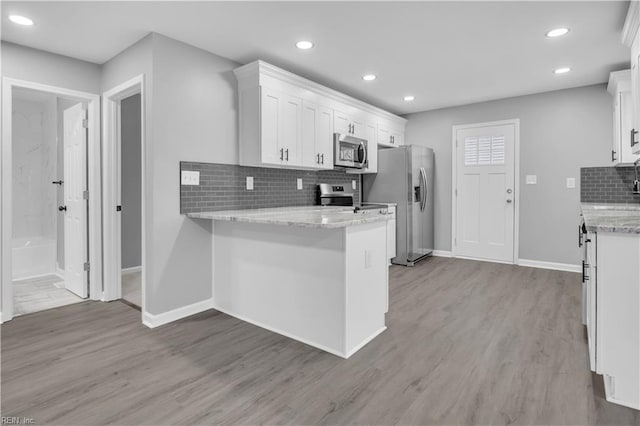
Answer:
[{"xmin": 464, "ymin": 135, "xmax": 505, "ymax": 166}]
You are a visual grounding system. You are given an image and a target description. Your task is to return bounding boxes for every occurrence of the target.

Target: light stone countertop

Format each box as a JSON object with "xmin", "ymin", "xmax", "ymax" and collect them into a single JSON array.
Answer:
[
  {"xmin": 581, "ymin": 203, "xmax": 640, "ymax": 234},
  {"xmin": 187, "ymin": 206, "xmax": 393, "ymax": 229}
]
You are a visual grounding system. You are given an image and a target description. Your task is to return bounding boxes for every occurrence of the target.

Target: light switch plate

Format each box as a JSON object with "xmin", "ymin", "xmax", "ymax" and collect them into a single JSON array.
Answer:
[
  {"xmin": 566, "ymin": 177, "xmax": 576, "ymax": 189},
  {"xmin": 181, "ymin": 170, "xmax": 200, "ymax": 186},
  {"xmin": 297, "ymin": 178, "xmax": 303, "ymax": 190},
  {"xmin": 526, "ymin": 175, "xmax": 537, "ymax": 185},
  {"xmin": 352, "ymin": 180, "xmax": 357, "ymax": 190},
  {"xmin": 246, "ymin": 176, "xmax": 254, "ymax": 190}
]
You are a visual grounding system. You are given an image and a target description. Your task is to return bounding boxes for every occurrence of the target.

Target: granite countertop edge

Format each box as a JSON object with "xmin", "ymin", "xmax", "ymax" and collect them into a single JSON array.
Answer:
[
  {"xmin": 186, "ymin": 206, "xmax": 393, "ymax": 229},
  {"xmin": 581, "ymin": 203, "xmax": 640, "ymax": 234}
]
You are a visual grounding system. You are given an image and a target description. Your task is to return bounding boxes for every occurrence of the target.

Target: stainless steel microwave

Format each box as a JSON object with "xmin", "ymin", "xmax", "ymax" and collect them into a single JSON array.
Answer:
[{"xmin": 334, "ymin": 133, "xmax": 368, "ymax": 169}]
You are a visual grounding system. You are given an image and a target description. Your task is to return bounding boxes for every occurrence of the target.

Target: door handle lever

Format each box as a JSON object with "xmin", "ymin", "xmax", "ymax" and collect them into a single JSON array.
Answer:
[
  {"xmin": 51, "ymin": 180, "xmax": 63, "ymax": 185},
  {"xmin": 58, "ymin": 205, "xmax": 67, "ymax": 212}
]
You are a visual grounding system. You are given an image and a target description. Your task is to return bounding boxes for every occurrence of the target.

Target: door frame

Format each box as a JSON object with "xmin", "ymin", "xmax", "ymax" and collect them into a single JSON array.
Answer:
[
  {"xmin": 102, "ymin": 75, "xmax": 145, "ymax": 313},
  {"xmin": 1, "ymin": 78, "xmax": 102, "ymax": 322},
  {"xmin": 451, "ymin": 119, "xmax": 520, "ymax": 264}
]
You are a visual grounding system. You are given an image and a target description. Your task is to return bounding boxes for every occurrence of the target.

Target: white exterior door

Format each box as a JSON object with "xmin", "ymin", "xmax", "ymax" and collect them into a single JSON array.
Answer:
[
  {"xmin": 455, "ymin": 122, "xmax": 516, "ymax": 263},
  {"xmin": 63, "ymin": 103, "xmax": 88, "ymax": 298}
]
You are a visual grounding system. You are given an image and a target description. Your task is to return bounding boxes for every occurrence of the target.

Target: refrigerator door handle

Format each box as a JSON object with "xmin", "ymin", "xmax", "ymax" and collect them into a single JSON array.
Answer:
[{"xmin": 419, "ymin": 167, "xmax": 427, "ymax": 211}]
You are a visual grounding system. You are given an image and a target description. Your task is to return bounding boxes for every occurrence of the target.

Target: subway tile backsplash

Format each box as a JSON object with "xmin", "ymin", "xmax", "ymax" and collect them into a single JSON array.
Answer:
[
  {"xmin": 581, "ymin": 166, "xmax": 640, "ymax": 204},
  {"xmin": 180, "ymin": 162, "xmax": 361, "ymax": 214}
]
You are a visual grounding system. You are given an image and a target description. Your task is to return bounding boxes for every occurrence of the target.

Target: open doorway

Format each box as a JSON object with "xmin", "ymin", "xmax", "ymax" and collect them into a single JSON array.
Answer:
[
  {"xmin": 102, "ymin": 75, "xmax": 145, "ymax": 314},
  {"xmin": 10, "ymin": 89, "xmax": 89, "ymax": 315},
  {"xmin": 2, "ymin": 79, "xmax": 102, "ymax": 322},
  {"xmin": 119, "ymin": 94, "xmax": 142, "ymax": 309}
]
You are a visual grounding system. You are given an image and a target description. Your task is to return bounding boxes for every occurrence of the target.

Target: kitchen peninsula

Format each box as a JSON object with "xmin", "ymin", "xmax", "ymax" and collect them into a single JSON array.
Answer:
[{"xmin": 188, "ymin": 206, "xmax": 393, "ymax": 358}]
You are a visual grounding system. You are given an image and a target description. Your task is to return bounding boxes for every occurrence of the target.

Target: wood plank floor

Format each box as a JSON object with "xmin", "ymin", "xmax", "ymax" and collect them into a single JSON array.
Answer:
[{"xmin": 2, "ymin": 257, "xmax": 639, "ymax": 425}]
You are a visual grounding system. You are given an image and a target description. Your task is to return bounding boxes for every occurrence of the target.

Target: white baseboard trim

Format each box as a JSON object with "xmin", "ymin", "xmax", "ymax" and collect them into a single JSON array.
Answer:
[
  {"xmin": 345, "ymin": 326, "xmax": 387, "ymax": 358},
  {"xmin": 56, "ymin": 266, "xmax": 65, "ymax": 278},
  {"xmin": 122, "ymin": 265, "xmax": 142, "ymax": 275},
  {"xmin": 213, "ymin": 304, "xmax": 350, "ymax": 359},
  {"xmin": 142, "ymin": 298, "xmax": 214, "ymax": 328},
  {"xmin": 518, "ymin": 259, "xmax": 581, "ymax": 273},
  {"xmin": 432, "ymin": 250, "xmax": 453, "ymax": 258}
]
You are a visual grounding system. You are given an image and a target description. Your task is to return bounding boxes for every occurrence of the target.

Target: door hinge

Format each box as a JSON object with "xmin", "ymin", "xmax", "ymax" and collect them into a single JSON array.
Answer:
[
  {"xmin": 83, "ymin": 190, "xmax": 89, "ymax": 200},
  {"xmin": 84, "ymin": 262, "xmax": 90, "ymax": 272},
  {"xmin": 82, "ymin": 119, "xmax": 88, "ymax": 128},
  {"xmin": 454, "ymin": 237, "xmax": 457, "ymax": 246},
  {"xmin": 455, "ymin": 189, "xmax": 458, "ymax": 196}
]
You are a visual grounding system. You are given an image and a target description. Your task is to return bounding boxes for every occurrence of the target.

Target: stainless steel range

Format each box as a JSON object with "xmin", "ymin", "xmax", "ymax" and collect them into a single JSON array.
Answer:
[{"xmin": 318, "ymin": 183, "xmax": 389, "ymax": 214}]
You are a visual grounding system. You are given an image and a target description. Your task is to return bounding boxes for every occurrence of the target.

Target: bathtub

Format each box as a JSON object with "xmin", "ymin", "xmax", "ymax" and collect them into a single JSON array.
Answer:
[{"xmin": 12, "ymin": 237, "xmax": 57, "ymax": 280}]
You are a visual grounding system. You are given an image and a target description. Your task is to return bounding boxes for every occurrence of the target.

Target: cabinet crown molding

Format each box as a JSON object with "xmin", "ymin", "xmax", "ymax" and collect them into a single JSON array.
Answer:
[
  {"xmin": 622, "ymin": 1, "xmax": 640, "ymax": 47},
  {"xmin": 233, "ymin": 60, "xmax": 407, "ymax": 125},
  {"xmin": 607, "ymin": 69, "xmax": 631, "ymax": 95}
]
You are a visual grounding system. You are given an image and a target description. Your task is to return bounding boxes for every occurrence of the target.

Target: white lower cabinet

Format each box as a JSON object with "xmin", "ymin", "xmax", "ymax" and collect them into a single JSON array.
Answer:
[{"xmin": 583, "ymin": 230, "xmax": 640, "ymax": 410}]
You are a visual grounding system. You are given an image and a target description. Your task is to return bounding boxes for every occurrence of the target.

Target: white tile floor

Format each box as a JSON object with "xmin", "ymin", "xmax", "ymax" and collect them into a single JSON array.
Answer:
[
  {"xmin": 13, "ymin": 275, "xmax": 85, "ymax": 317},
  {"xmin": 122, "ymin": 271, "xmax": 141, "ymax": 307}
]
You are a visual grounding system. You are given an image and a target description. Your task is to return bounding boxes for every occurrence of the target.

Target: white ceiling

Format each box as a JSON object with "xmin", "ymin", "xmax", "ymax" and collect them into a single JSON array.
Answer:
[{"xmin": 1, "ymin": 1, "xmax": 631, "ymax": 115}]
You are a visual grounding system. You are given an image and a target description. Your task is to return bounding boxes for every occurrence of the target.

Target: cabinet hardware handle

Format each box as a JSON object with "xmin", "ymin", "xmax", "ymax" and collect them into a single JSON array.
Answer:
[
  {"xmin": 578, "ymin": 225, "xmax": 583, "ymax": 248},
  {"xmin": 321, "ymin": 153, "xmax": 324, "ymax": 164},
  {"xmin": 632, "ymin": 129, "xmax": 639, "ymax": 147},
  {"xmin": 612, "ymin": 150, "xmax": 617, "ymax": 162},
  {"xmin": 316, "ymin": 153, "xmax": 320, "ymax": 164},
  {"xmin": 285, "ymin": 148, "xmax": 289, "ymax": 161},
  {"xmin": 280, "ymin": 148, "xmax": 284, "ymax": 161}
]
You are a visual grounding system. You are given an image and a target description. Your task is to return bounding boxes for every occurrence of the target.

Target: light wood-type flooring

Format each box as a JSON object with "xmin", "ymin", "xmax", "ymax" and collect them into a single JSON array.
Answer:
[{"xmin": 2, "ymin": 257, "xmax": 639, "ymax": 425}]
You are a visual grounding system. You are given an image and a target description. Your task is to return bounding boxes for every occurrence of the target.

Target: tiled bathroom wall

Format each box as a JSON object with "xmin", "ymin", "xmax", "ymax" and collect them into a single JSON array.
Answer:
[{"xmin": 180, "ymin": 162, "xmax": 361, "ymax": 213}]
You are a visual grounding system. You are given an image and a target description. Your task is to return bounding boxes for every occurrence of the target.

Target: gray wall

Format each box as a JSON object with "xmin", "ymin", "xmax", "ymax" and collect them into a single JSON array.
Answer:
[
  {"xmin": 147, "ymin": 33, "xmax": 239, "ymax": 314},
  {"xmin": 2, "ymin": 41, "xmax": 101, "ymax": 94},
  {"xmin": 405, "ymin": 84, "xmax": 612, "ymax": 266},
  {"xmin": 120, "ymin": 94, "xmax": 142, "ymax": 269}
]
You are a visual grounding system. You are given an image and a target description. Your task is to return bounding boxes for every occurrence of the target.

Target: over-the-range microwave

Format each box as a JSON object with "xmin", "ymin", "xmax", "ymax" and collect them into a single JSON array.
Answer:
[{"xmin": 334, "ymin": 133, "xmax": 368, "ymax": 169}]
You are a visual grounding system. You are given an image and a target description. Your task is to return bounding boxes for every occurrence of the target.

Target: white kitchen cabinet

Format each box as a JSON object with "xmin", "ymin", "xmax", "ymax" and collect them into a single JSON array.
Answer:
[
  {"xmin": 259, "ymin": 87, "xmax": 302, "ymax": 166},
  {"xmin": 583, "ymin": 231, "xmax": 598, "ymax": 372},
  {"xmin": 234, "ymin": 61, "xmax": 407, "ymax": 170},
  {"xmin": 302, "ymin": 101, "xmax": 333, "ymax": 169},
  {"xmin": 596, "ymin": 233, "xmax": 640, "ymax": 410},
  {"xmin": 334, "ymin": 110, "xmax": 366, "ymax": 139},
  {"xmin": 622, "ymin": 3, "xmax": 640, "ymax": 154},
  {"xmin": 378, "ymin": 122, "xmax": 404, "ymax": 147},
  {"xmin": 607, "ymin": 70, "xmax": 638, "ymax": 164}
]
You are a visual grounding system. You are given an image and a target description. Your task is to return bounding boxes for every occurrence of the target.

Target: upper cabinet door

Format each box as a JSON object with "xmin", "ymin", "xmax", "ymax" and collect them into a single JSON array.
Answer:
[
  {"xmin": 608, "ymin": 70, "xmax": 638, "ymax": 164},
  {"xmin": 281, "ymin": 93, "xmax": 302, "ymax": 165},
  {"xmin": 260, "ymin": 87, "xmax": 283, "ymax": 165},
  {"xmin": 334, "ymin": 110, "xmax": 350, "ymax": 135},
  {"xmin": 351, "ymin": 117, "xmax": 367, "ymax": 139},
  {"xmin": 634, "ymin": 45, "xmax": 640, "ymax": 154},
  {"xmin": 302, "ymin": 101, "xmax": 334, "ymax": 169}
]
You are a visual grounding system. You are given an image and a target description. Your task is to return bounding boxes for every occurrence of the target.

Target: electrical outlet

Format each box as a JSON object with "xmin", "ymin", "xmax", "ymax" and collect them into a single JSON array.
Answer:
[
  {"xmin": 352, "ymin": 180, "xmax": 357, "ymax": 190},
  {"xmin": 246, "ymin": 176, "xmax": 254, "ymax": 190},
  {"xmin": 181, "ymin": 170, "xmax": 200, "ymax": 185},
  {"xmin": 566, "ymin": 177, "xmax": 576, "ymax": 189},
  {"xmin": 297, "ymin": 178, "xmax": 303, "ymax": 190},
  {"xmin": 364, "ymin": 250, "xmax": 372, "ymax": 269},
  {"xmin": 526, "ymin": 175, "xmax": 537, "ymax": 185}
]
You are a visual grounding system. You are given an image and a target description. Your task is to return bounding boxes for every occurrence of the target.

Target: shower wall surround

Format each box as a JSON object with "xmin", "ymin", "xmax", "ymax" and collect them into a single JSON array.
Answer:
[{"xmin": 12, "ymin": 97, "xmax": 58, "ymax": 240}]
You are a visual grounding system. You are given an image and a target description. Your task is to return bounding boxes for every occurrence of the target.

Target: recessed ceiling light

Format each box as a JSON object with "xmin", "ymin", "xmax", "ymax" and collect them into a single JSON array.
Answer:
[
  {"xmin": 553, "ymin": 67, "xmax": 571, "ymax": 74},
  {"xmin": 296, "ymin": 41, "xmax": 313, "ymax": 50},
  {"xmin": 362, "ymin": 74, "xmax": 377, "ymax": 81},
  {"xmin": 546, "ymin": 28, "xmax": 570, "ymax": 38},
  {"xmin": 403, "ymin": 96, "xmax": 415, "ymax": 101},
  {"xmin": 9, "ymin": 15, "xmax": 34, "ymax": 26}
]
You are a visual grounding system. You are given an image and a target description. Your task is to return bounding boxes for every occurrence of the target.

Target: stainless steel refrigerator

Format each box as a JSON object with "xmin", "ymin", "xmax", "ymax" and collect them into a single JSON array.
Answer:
[{"xmin": 363, "ymin": 145, "xmax": 434, "ymax": 266}]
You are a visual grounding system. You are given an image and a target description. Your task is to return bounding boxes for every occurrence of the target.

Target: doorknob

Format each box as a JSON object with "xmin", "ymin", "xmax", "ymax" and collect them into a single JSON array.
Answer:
[
  {"xmin": 506, "ymin": 188, "xmax": 513, "ymax": 194},
  {"xmin": 58, "ymin": 205, "xmax": 67, "ymax": 212},
  {"xmin": 506, "ymin": 199, "xmax": 513, "ymax": 204}
]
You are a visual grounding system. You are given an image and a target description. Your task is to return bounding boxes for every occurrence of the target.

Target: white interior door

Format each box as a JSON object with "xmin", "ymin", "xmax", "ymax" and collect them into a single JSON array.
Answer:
[
  {"xmin": 455, "ymin": 123, "xmax": 516, "ymax": 263},
  {"xmin": 63, "ymin": 103, "xmax": 88, "ymax": 298}
]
